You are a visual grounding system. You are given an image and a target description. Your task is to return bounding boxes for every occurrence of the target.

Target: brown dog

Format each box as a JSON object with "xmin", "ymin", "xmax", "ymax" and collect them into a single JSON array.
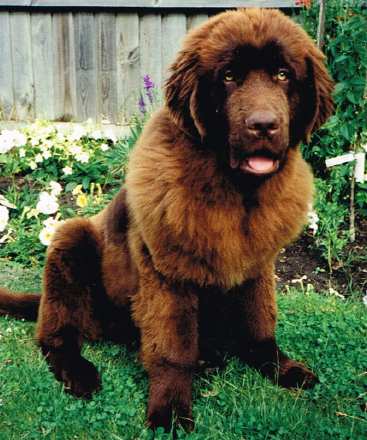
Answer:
[{"xmin": 0, "ymin": 8, "xmax": 333, "ymax": 432}]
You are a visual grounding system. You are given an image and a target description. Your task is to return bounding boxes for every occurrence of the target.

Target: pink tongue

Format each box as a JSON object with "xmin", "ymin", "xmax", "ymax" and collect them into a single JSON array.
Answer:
[{"xmin": 247, "ymin": 156, "xmax": 275, "ymax": 172}]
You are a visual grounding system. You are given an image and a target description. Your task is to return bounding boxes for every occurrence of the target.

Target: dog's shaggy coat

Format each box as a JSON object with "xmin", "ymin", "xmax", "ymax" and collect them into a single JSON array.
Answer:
[{"xmin": 0, "ymin": 8, "xmax": 333, "ymax": 431}]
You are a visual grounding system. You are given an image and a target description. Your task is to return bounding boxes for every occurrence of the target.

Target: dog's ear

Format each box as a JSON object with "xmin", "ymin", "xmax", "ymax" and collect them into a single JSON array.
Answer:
[
  {"xmin": 165, "ymin": 50, "xmax": 207, "ymax": 139},
  {"xmin": 303, "ymin": 51, "xmax": 334, "ymax": 142}
]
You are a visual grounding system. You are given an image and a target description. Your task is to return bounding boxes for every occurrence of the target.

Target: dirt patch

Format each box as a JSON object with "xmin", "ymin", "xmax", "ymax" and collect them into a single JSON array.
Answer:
[
  {"xmin": 276, "ymin": 219, "xmax": 367, "ymax": 295},
  {"xmin": 276, "ymin": 234, "xmax": 332, "ymax": 293}
]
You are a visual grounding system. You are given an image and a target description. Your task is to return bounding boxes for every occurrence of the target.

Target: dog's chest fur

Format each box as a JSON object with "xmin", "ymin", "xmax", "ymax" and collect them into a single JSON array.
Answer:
[{"xmin": 126, "ymin": 114, "xmax": 312, "ymax": 289}]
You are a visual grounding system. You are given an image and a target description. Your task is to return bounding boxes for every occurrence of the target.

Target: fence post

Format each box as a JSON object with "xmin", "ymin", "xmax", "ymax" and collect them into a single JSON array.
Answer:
[{"xmin": 317, "ymin": 0, "xmax": 326, "ymax": 49}]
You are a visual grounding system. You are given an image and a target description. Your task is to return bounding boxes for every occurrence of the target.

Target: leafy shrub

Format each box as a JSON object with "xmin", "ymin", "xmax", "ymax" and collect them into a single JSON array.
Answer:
[{"xmin": 297, "ymin": 0, "xmax": 367, "ymax": 276}]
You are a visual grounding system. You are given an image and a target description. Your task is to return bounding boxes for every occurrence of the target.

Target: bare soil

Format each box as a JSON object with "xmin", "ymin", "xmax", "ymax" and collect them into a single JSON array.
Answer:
[{"xmin": 276, "ymin": 218, "xmax": 367, "ymax": 295}]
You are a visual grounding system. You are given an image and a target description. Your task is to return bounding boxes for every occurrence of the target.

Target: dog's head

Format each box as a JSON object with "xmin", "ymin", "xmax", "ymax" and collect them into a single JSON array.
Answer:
[{"xmin": 165, "ymin": 9, "xmax": 334, "ymax": 178}]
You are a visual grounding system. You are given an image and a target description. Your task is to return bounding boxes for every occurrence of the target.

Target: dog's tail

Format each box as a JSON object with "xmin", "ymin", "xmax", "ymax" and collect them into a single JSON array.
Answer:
[{"xmin": 0, "ymin": 287, "xmax": 40, "ymax": 321}]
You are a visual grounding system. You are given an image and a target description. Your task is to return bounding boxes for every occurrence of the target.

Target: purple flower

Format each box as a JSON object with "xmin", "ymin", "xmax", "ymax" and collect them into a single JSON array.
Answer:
[
  {"xmin": 138, "ymin": 94, "xmax": 146, "ymax": 114},
  {"xmin": 143, "ymin": 74, "xmax": 155, "ymax": 104}
]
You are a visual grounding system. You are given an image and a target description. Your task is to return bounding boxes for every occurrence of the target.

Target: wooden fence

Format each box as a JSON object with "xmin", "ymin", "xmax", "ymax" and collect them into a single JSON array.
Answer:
[{"xmin": 0, "ymin": 1, "xmax": 302, "ymax": 124}]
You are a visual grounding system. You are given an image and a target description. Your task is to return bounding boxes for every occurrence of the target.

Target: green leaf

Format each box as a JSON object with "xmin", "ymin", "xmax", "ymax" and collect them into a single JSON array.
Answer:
[
  {"xmin": 82, "ymin": 176, "xmax": 91, "ymax": 190},
  {"xmin": 65, "ymin": 181, "xmax": 78, "ymax": 193}
]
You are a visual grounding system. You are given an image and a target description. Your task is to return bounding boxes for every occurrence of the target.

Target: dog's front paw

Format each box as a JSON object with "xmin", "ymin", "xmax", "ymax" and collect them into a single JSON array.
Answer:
[
  {"xmin": 147, "ymin": 400, "xmax": 194, "ymax": 433},
  {"xmin": 59, "ymin": 357, "xmax": 101, "ymax": 399},
  {"xmin": 277, "ymin": 360, "xmax": 318, "ymax": 389},
  {"xmin": 147, "ymin": 370, "xmax": 194, "ymax": 433}
]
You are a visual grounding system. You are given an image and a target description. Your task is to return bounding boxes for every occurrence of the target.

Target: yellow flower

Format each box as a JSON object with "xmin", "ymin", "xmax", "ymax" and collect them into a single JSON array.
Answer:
[
  {"xmin": 72, "ymin": 185, "xmax": 83, "ymax": 196},
  {"xmin": 26, "ymin": 208, "xmax": 39, "ymax": 219},
  {"xmin": 76, "ymin": 193, "xmax": 88, "ymax": 208}
]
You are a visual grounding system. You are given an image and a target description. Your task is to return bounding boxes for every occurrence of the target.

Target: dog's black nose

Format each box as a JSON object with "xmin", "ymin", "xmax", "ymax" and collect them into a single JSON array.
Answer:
[{"xmin": 246, "ymin": 111, "xmax": 280, "ymax": 138}]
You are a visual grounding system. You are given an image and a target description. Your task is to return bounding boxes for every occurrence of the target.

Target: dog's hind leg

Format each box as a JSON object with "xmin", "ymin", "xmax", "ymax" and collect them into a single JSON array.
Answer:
[{"xmin": 36, "ymin": 218, "xmax": 105, "ymax": 398}]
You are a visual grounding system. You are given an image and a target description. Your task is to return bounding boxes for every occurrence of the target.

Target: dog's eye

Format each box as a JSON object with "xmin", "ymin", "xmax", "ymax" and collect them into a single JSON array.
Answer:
[
  {"xmin": 276, "ymin": 69, "xmax": 289, "ymax": 82},
  {"xmin": 224, "ymin": 70, "xmax": 235, "ymax": 82}
]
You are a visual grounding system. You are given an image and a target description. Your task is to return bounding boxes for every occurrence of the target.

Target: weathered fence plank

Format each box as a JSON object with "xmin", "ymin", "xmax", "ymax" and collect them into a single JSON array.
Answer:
[
  {"xmin": 97, "ymin": 13, "xmax": 117, "ymax": 123},
  {"xmin": 161, "ymin": 13, "xmax": 187, "ymax": 81},
  {"xmin": 74, "ymin": 12, "xmax": 97, "ymax": 121},
  {"xmin": 116, "ymin": 12, "xmax": 140, "ymax": 121},
  {"xmin": 53, "ymin": 13, "xmax": 77, "ymax": 121},
  {"xmin": 10, "ymin": 12, "xmax": 34, "ymax": 120},
  {"xmin": 0, "ymin": 12, "xmax": 14, "ymax": 119},
  {"xmin": 187, "ymin": 13, "xmax": 208, "ymax": 30},
  {"xmin": 140, "ymin": 14, "xmax": 162, "ymax": 95},
  {"xmin": 31, "ymin": 13, "xmax": 55, "ymax": 119}
]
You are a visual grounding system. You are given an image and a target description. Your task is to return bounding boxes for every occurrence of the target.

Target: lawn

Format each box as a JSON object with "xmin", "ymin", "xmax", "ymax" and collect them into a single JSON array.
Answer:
[{"xmin": 0, "ymin": 259, "xmax": 365, "ymax": 440}]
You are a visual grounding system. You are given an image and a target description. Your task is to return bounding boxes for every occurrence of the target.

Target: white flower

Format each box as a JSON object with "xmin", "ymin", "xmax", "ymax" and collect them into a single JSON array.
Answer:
[
  {"xmin": 104, "ymin": 129, "xmax": 117, "ymax": 143},
  {"xmin": 56, "ymin": 132, "xmax": 65, "ymax": 143},
  {"xmin": 0, "ymin": 129, "xmax": 26, "ymax": 153},
  {"xmin": 36, "ymin": 192, "xmax": 59, "ymax": 215},
  {"xmin": 39, "ymin": 226, "xmax": 54, "ymax": 246},
  {"xmin": 62, "ymin": 166, "xmax": 73, "ymax": 176},
  {"xmin": 39, "ymin": 126, "xmax": 54, "ymax": 139},
  {"xmin": 35, "ymin": 153, "xmax": 44, "ymax": 163},
  {"xmin": 29, "ymin": 161, "xmax": 37, "ymax": 170},
  {"xmin": 13, "ymin": 130, "xmax": 27, "ymax": 147},
  {"xmin": 43, "ymin": 217, "xmax": 55, "ymax": 228},
  {"xmin": 49, "ymin": 181, "xmax": 62, "ymax": 197},
  {"xmin": 42, "ymin": 150, "xmax": 51, "ymax": 160},
  {"xmin": 39, "ymin": 217, "xmax": 62, "ymax": 246},
  {"xmin": 68, "ymin": 144, "xmax": 83, "ymax": 156},
  {"xmin": 100, "ymin": 143, "xmax": 109, "ymax": 152},
  {"xmin": 69, "ymin": 125, "xmax": 86, "ymax": 142},
  {"xmin": 362, "ymin": 144, "xmax": 367, "ymax": 152},
  {"xmin": 90, "ymin": 130, "xmax": 103, "ymax": 140},
  {"xmin": 0, "ymin": 133, "xmax": 13, "ymax": 153},
  {"xmin": 31, "ymin": 138, "xmax": 39, "ymax": 147},
  {"xmin": 41, "ymin": 140, "xmax": 52, "ymax": 150},
  {"xmin": 19, "ymin": 148, "xmax": 26, "ymax": 158},
  {"xmin": 307, "ymin": 205, "xmax": 319, "ymax": 235},
  {"xmin": 75, "ymin": 151, "xmax": 90, "ymax": 163},
  {"xmin": 0, "ymin": 206, "xmax": 9, "ymax": 232}
]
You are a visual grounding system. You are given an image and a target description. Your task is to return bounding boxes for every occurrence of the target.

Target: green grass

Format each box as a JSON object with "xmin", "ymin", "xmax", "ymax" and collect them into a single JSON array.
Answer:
[{"xmin": 0, "ymin": 259, "xmax": 366, "ymax": 439}]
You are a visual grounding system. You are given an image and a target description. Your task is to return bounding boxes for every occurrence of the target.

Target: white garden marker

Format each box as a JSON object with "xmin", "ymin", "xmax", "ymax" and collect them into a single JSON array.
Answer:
[
  {"xmin": 325, "ymin": 151, "xmax": 366, "ymax": 183},
  {"xmin": 325, "ymin": 147, "xmax": 366, "ymax": 242}
]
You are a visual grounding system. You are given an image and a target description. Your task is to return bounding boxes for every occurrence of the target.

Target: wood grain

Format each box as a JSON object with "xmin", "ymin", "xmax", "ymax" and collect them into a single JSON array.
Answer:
[
  {"xmin": 0, "ymin": 12, "xmax": 15, "ymax": 120},
  {"xmin": 116, "ymin": 12, "xmax": 140, "ymax": 122},
  {"xmin": 31, "ymin": 13, "xmax": 55, "ymax": 119},
  {"xmin": 10, "ymin": 12, "xmax": 34, "ymax": 121},
  {"xmin": 74, "ymin": 12, "xmax": 97, "ymax": 121}
]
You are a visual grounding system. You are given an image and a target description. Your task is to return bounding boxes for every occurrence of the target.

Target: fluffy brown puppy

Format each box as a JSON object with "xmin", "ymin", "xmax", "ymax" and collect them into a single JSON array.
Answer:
[{"xmin": 0, "ymin": 8, "xmax": 333, "ymax": 432}]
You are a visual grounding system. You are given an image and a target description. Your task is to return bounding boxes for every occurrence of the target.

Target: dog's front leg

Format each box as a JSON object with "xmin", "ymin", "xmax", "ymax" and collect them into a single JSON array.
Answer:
[
  {"xmin": 132, "ymin": 270, "xmax": 198, "ymax": 432},
  {"xmin": 230, "ymin": 267, "xmax": 318, "ymax": 389}
]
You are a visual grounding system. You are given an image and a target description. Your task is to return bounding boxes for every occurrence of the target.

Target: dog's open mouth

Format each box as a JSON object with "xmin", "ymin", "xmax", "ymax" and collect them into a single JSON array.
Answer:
[
  {"xmin": 240, "ymin": 156, "xmax": 280, "ymax": 175},
  {"xmin": 230, "ymin": 151, "xmax": 280, "ymax": 176}
]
